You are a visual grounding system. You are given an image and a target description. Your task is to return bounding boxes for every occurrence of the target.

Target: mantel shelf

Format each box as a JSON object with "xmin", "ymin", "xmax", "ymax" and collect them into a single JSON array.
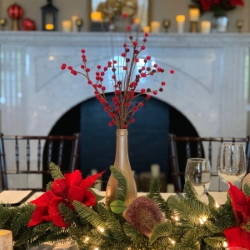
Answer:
[{"xmin": 0, "ymin": 31, "xmax": 250, "ymax": 47}]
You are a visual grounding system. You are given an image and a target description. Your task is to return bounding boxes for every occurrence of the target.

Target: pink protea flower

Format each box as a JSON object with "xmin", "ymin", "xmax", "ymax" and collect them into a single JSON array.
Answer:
[{"xmin": 124, "ymin": 196, "xmax": 165, "ymax": 237}]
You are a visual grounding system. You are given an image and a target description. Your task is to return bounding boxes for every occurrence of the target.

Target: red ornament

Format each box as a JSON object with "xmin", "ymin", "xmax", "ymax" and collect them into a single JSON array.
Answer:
[
  {"xmin": 7, "ymin": 3, "xmax": 24, "ymax": 31},
  {"xmin": 21, "ymin": 18, "xmax": 36, "ymax": 31},
  {"xmin": 7, "ymin": 3, "xmax": 24, "ymax": 19}
]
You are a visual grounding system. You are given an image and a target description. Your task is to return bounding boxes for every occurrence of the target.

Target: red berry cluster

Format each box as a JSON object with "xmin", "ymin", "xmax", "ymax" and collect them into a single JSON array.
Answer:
[{"xmin": 61, "ymin": 33, "xmax": 175, "ymax": 129}]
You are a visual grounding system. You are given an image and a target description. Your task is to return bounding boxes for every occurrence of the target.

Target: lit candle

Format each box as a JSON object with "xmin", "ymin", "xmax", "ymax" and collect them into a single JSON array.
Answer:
[
  {"xmin": 134, "ymin": 18, "xmax": 141, "ymax": 25},
  {"xmin": 142, "ymin": 25, "xmax": 150, "ymax": 33},
  {"xmin": 71, "ymin": 15, "xmax": 79, "ymax": 32},
  {"xmin": 201, "ymin": 21, "xmax": 211, "ymax": 34},
  {"xmin": 62, "ymin": 20, "xmax": 72, "ymax": 32},
  {"xmin": 189, "ymin": 8, "xmax": 200, "ymax": 22},
  {"xmin": 176, "ymin": 15, "xmax": 185, "ymax": 33},
  {"xmin": 45, "ymin": 23, "xmax": 54, "ymax": 30},
  {"xmin": 151, "ymin": 164, "xmax": 160, "ymax": 178},
  {"xmin": 0, "ymin": 230, "xmax": 12, "ymax": 250},
  {"xmin": 150, "ymin": 21, "xmax": 161, "ymax": 33},
  {"xmin": 91, "ymin": 11, "xmax": 102, "ymax": 22}
]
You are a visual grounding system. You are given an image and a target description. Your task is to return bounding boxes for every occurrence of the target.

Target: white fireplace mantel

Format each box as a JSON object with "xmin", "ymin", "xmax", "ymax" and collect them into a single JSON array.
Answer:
[{"xmin": 0, "ymin": 31, "xmax": 249, "ymax": 138}]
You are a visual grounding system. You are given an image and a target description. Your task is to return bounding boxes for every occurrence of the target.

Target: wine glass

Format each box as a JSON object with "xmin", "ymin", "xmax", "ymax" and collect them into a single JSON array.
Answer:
[
  {"xmin": 217, "ymin": 142, "xmax": 246, "ymax": 186},
  {"xmin": 185, "ymin": 158, "xmax": 211, "ymax": 197}
]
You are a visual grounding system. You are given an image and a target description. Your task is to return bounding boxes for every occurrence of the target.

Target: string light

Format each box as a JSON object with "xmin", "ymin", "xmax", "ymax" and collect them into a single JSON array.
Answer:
[
  {"xmin": 223, "ymin": 241, "xmax": 228, "ymax": 248},
  {"xmin": 97, "ymin": 226, "xmax": 105, "ymax": 233},
  {"xmin": 93, "ymin": 247, "xmax": 99, "ymax": 250},
  {"xmin": 83, "ymin": 236, "xmax": 90, "ymax": 243},
  {"xmin": 173, "ymin": 216, "xmax": 179, "ymax": 221},
  {"xmin": 199, "ymin": 216, "xmax": 207, "ymax": 225},
  {"xmin": 169, "ymin": 238, "xmax": 176, "ymax": 245},
  {"xmin": 215, "ymin": 202, "xmax": 220, "ymax": 208}
]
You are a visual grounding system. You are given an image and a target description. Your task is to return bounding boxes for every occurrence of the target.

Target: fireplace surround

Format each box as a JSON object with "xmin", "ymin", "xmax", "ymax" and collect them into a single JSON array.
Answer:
[{"xmin": 0, "ymin": 31, "xmax": 249, "ymax": 190}]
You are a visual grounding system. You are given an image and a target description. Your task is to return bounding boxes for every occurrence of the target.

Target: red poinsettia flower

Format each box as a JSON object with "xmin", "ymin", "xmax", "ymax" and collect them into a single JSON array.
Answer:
[
  {"xmin": 227, "ymin": 182, "xmax": 250, "ymax": 223},
  {"xmin": 200, "ymin": 0, "xmax": 220, "ymax": 11},
  {"xmin": 27, "ymin": 191, "xmax": 67, "ymax": 227},
  {"xmin": 200, "ymin": 0, "xmax": 244, "ymax": 11},
  {"xmin": 230, "ymin": 0, "xmax": 244, "ymax": 6},
  {"xmin": 223, "ymin": 183, "xmax": 250, "ymax": 249},
  {"xmin": 28, "ymin": 170, "xmax": 104, "ymax": 228},
  {"xmin": 224, "ymin": 226, "xmax": 250, "ymax": 249}
]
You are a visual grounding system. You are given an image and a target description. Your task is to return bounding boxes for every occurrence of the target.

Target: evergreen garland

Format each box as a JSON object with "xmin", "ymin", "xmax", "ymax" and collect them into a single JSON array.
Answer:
[{"xmin": 0, "ymin": 164, "xmax": 244, "ymax": 250}]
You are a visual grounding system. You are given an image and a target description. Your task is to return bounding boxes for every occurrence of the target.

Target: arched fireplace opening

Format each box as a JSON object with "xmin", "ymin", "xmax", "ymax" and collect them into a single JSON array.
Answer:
[{"xmin": 44, "ymin": 94, "xmax": 200, "ymax": 191}]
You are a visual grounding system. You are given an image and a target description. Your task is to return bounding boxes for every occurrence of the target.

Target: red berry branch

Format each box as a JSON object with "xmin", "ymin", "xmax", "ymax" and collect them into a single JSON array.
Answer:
[{"xmin": 61, "ymin": 33, "xmax": 174, "ymax": 129}]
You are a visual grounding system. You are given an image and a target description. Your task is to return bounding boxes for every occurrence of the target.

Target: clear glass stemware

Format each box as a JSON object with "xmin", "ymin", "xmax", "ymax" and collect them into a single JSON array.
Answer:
[
  {"xmin": 217, "ymin": 142, "xmax": 246, "ymax": 186},
  {"xmin": 185, "ymin": 158, "xmax": 211, "ymax": 197}
]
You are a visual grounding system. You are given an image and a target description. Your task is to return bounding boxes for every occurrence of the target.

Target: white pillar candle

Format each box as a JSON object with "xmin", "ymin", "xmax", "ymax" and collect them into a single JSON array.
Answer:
[
  {"xmin": 71, "ymin": 15, "xmax": 79, "ymax": 32},
  {"xmin": 189, "ymin": 8, "xmax": 200, "ymax": 22},
  {"xmin": 0, "ymin": 230, "xmax": 13, "ymax": 250},
  {"xmin": 150, "ymin": 164, "xmax": 160, "ymax": 178},
  {"xmin": 166, "ymin": 183, "xmax": 175, "ymax": 193},
  {"xmin": 201, "ymin": 21, "xmax": 211, "ymax": 34},
  {"xmin": 62, "ymin": 20, "xmax": 72, "ymax": 32},
  {"xmin": 150, "ymin": 21, "xmax": 161, "ymax": 33},
  {"xmin": 176, "ymin": 15, "xmax": 185, "ymax": 33}
]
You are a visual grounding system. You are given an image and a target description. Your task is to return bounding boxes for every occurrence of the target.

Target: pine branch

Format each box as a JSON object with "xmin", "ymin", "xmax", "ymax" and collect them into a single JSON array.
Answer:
[
  {"xmin": 73, "ymin": 201, "xmax": 105, "ymax": 228},
  {"xmin": 123, "ymin": 222, "xmax": 148, "ymax": 247},
  {"xmin": 110, "ymin": 165, "xmax": 127, "ymax": 201},
  {"xmin": 204, "ymin": 236, "xmax": 226, "ymax": 249},
  {"xmin": 149, "ymin": 221, "xmax": 173, "ymax": 244},
  {"xmin": 95, "ymin": 203, "xmax": 131, "ymax": 244},
  {"xmin": 167, "ymin": 195, "xmax": 211, "ymax": 226},
  {"xmin": 183, "ymin": 181, "xmax": 199, "ymax": 201},
  {"xmin": 59, "ymin": 202, "xmax": 79, "ymax": 225},
  {"xmin": 179, "ymin": 227, "xmax": 210, "ymax": 249},
  {"xmin": 49, "ymin": 162, "xmax": 64, "ymax": 179},
  {"xmin": 147, "ymin": 179, "xmax": 170, "ymax": 217}
]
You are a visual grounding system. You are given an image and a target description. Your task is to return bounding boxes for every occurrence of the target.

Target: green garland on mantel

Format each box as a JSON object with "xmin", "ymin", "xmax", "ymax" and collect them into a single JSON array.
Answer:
[{"xmin": 0, "ymin": 164, "xmax": 246, "ymax": 250}]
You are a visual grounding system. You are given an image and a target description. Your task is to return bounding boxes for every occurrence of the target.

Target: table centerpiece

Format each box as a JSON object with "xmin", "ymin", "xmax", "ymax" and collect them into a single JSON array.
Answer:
[
  {"xmin": 1, "ymin": 163, "xmax": 250, "ymax": 249},
  {"xmin": 61, "ymin": 32, "xmax": 174, "ymax": 207}
]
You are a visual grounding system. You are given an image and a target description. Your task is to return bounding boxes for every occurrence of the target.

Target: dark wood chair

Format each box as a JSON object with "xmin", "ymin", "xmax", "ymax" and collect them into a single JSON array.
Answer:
[
  {"xmin": 0, "ymin": 133, "xmax": 80, "ymax": 191},
  {"xmin": 168, "ymin": 133, "xmax": 250, "ymax": 192}
]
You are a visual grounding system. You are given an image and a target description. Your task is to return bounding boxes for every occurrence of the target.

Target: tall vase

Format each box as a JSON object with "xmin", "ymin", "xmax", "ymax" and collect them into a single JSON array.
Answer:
[
  {"xmin": 212, "ymin": 15, "xmax": 229, "ymax": 33},
  {"xmin": 105, "ymin": 129, "xmax": 137, "ymax": 207}
]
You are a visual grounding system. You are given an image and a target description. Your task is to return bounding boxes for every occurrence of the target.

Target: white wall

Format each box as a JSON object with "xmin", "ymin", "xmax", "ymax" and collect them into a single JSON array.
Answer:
[{"xmin": 0, "ymin": 0, "xmax": 249, "ymax": 32}]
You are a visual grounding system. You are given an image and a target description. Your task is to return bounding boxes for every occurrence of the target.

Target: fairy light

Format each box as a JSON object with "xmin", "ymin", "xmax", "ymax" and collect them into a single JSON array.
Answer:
[
  {"xmin": 173, "ymin": 216, "xmax": 179, "ymax": 221},
  {"xmin": 93, "ymin": 247, "xmax": 99, "ymax": 250},
  {"xmin": 83, "ymin": 236, "xmax": 90, "ymax": 243},
  {"xmin": 199, "ymin": 216, "xmax": 207, "ymax": 225},
  {"xmin": 97, "ymin": 226, "xmax": 105, "ymax": 233},
  {"xmin": 169, "ymin": 238, "xmax": 176, "ymax": 245},
  {"xmin": 223, "ymin": 241, "xmax": 228, "ymax": 248},
  {"xmin": 215, "ymin": 202, "xmax": 220, "ymax": 208}
]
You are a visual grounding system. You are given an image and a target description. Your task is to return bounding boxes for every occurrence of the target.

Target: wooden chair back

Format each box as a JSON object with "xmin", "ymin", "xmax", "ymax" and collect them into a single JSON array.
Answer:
[
  {"xmin": 168, "ymin": 134, "xmax": 250, "ymax": 192},
  {"xmin": 0, "ymin": 133, "xmax": 80, "ymax": 190}
]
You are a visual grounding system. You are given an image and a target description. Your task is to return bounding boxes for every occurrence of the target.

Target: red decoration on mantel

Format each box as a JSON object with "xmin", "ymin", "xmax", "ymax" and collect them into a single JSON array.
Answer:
[
  {"xmin": 7, "ymin": 3, "xmax": 24, "ymax": 30},
  {"xmin": 21, "ymin": 18, "xmax": 36, "ymax": 31}
]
